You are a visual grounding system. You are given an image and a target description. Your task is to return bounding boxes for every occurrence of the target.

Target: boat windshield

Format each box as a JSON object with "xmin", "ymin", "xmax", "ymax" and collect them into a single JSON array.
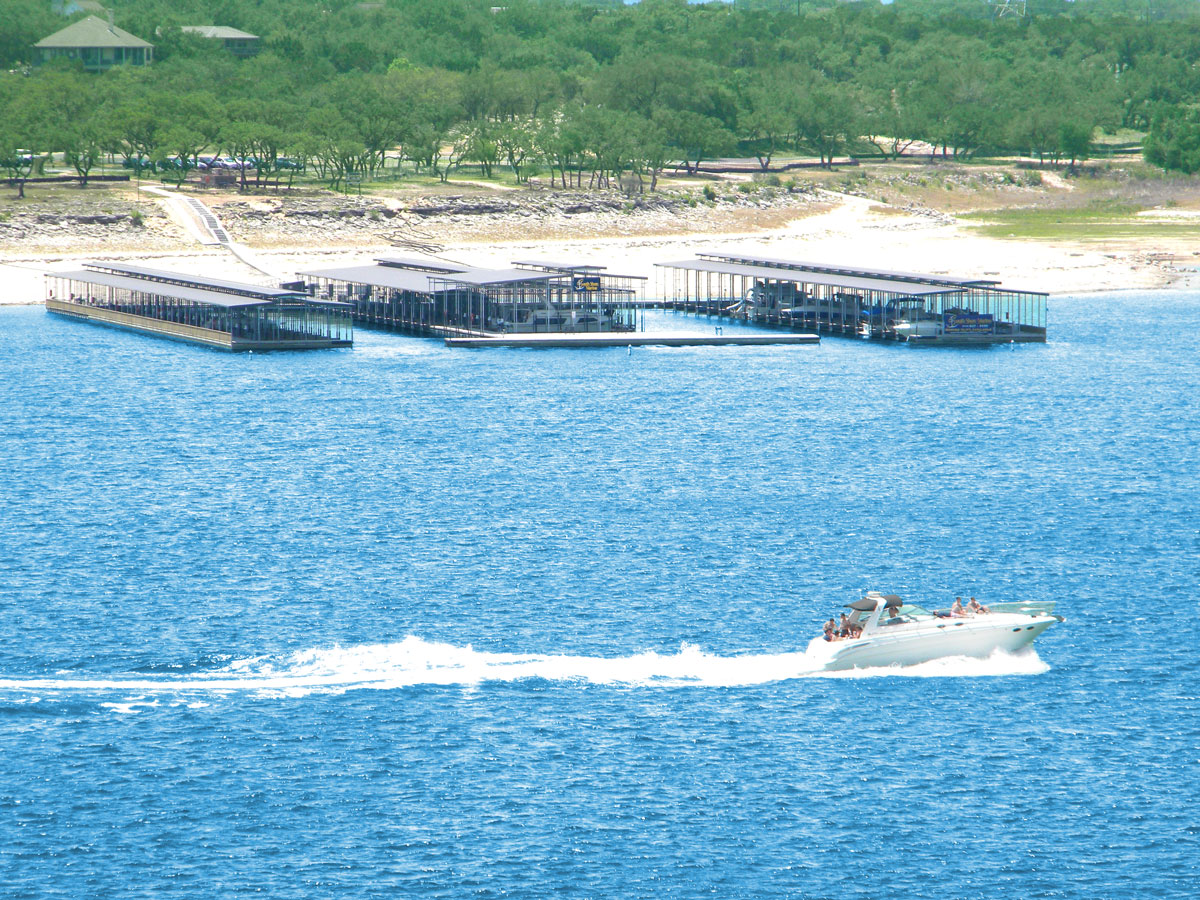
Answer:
[{"xmin": 879, "ymin": 604, "xmax": 934, "ymax": 625}]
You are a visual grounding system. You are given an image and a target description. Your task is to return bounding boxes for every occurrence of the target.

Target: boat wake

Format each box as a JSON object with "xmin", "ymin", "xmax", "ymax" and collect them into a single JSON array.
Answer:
[{"xmin": 0, "ymin": 637, "xmax": 1049, "ymax": 704}]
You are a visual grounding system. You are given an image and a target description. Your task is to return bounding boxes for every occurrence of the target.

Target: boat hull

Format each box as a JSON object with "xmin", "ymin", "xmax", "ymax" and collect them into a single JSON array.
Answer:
[{"xmin": 823, "ymin": 615, "xmax": 1059, "ymax": 671}]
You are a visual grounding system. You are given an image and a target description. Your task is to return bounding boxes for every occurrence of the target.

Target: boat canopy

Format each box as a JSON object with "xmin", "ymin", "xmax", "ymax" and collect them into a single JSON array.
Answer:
[{"xmin": 845, "ymin": 594, "xmax": 903, "ymax": 611}]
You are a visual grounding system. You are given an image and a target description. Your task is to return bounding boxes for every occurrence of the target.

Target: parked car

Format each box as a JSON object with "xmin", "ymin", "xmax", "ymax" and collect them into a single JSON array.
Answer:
[{"xmin": 1, "ymin": 152, "xmax": 35, "ymax": 169}]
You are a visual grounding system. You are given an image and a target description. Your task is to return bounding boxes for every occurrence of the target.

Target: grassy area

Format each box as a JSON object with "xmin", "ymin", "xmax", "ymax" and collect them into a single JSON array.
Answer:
[{"xmin": 960, "ymin": 203, "xmax": 1200, "ymax": 240}]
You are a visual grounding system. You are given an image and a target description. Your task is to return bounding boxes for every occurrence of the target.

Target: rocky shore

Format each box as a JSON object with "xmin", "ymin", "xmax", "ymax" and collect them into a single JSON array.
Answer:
[
  {"xmin": 211, "ymin": 184, "xmax": 821, "ymax": 248},
  {"xmin": 0, "ymin": 183, "xmax": 823, "ymax": 254},
  {"xmin": 0, "ymin": 195, "xmax": 186, "ymax": 253}
]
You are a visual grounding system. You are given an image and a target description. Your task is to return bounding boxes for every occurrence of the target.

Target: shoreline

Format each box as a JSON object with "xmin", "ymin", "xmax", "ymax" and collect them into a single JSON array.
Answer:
[{"xmin": 3, "ymin": 192, "xmax": 1196, "ymax": 307}]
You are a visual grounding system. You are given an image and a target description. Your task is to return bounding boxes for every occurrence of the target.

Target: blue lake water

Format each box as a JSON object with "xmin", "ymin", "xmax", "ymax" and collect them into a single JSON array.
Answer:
[{"xmin": 0, "ymin": 296, "xmax": 1197, "ymax": 898}]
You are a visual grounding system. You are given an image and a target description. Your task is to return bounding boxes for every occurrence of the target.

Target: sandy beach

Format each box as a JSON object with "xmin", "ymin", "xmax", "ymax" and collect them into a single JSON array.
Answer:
[{"xmin": 2, "ymin": 187, "xmax": 1196, "ymax": 307}]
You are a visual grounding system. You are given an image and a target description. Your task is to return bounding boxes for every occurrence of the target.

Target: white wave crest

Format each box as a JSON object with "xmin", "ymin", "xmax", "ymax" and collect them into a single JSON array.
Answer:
[{"xmin": 0, "ymin": 637, "xmax": 1048, "ymax": 699}]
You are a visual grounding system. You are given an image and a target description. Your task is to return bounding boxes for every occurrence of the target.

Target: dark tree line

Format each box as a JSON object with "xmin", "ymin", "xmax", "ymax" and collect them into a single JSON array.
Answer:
[{"xmin": 5, "ymin": 0, "xmax": 1200, "ymax": 191}]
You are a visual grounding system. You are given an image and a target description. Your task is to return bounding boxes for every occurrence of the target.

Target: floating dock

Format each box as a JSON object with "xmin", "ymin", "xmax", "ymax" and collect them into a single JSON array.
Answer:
[
  {"xmin": 299, "ymin": 256, "xmax": 646, "ymax": 339},
  {"xmin": 656, "ymin": 253, "xmax": 1048, "ymax": 345},
  {"xmin": 444, "ymin": 331, "xmax": 819, "ymax": 348},
  {"xmin": 46, "ymin": 262, "xmax": 352, "ymax": 351}
]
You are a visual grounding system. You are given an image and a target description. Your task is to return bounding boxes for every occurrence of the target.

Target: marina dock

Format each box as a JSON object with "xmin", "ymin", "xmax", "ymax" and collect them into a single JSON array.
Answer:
[
  {"xmin": 656, "ymin": 253, "xmax": 1048, "ymax": 345},
  {"xmin": 299, "ymin": 256, "xmax": 646, "ymax": 339},
  {"xmin": 444, "ymin": 331, "xmax": 819, "ymax": 348},
  {"xmin": 46, "ymin": 262, "xmax": 352, "ymax": 351}
]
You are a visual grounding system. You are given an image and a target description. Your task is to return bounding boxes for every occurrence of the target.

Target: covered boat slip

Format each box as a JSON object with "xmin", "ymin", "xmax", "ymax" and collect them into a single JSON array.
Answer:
[
  {"xmin": 299, "ymin": 256, "xmax": 646, "ymax": 338},
  {"xmin": 45, "ymin": 262, "xmax": 352, "ymax": 351},
  {"xmin": 657, "ymin": 253, "xmax": 1048, "ymax": 344}
]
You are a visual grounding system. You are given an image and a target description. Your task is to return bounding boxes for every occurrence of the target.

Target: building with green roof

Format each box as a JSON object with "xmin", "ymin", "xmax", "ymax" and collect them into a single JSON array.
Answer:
[
  {"xmin": 180, "ymin": 26, "xmax": 261, "ymax": 57},
  {"xmin": 34, "ymin": 15, "xmax": 153, "ymax": 72}
]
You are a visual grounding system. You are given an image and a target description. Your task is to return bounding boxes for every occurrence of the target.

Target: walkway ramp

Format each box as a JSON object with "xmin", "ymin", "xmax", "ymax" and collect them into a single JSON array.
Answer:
[
  {"xmin": 144, "ymin": 186, "xmax": 280, "ymax": 280},
  {"xmin": 445, "ymin": 332, "xmax": 819, "ymax": 349},
  {"xmin": 180, "ymin": 195, "xmax": 231, "ymax": 244}
]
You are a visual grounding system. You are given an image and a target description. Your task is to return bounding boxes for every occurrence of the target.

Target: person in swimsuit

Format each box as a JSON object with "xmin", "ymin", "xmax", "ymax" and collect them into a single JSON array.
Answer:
[
  {"xmin": 838, "ymin": 612, "xmax": 854, "ymax": 638},
  {"xmin": 951, "ymin": 597, "xmax": 967, "ymax": 618},
  {"xmin": 969, "ymin": 596, "xmax": 989, "ymax": 614}
]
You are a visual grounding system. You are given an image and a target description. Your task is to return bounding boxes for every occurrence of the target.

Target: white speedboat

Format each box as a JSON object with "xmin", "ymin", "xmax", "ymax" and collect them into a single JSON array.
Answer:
[{"xmin": 812, "ymin": 591, "xmax": 1063, "ymax": 671}]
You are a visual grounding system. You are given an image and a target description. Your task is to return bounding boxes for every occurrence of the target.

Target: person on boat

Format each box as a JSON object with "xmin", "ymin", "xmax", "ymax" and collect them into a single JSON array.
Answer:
[
  {"xmin": 968, "ymin": 597, "xmax": 990, "ymax": 615},
  {"xmin": 839, "ymin": 612, "xmax": 862, "ymax": 639},
  {"xmin": 951, "ymin": 598, "xmax": 967, "ymax": 618},
  {"xmin": 823, "ymin": 618, "xmax": 837, "ymax": 642}
]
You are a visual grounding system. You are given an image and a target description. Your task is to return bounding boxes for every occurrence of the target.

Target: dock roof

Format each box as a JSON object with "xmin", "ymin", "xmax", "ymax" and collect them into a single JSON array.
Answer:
[
  {"xmin": 656, "ymin": 259, "xmax": 962, "ymax": 297},
  {"xmin": 56, "ymin": 269, "xmax": 273, "ymax": 308},
  {"xmin": 36, "ymin": 15, "xmax": 153, "ymax": 48},
  {"xmin": 435, "ymin": 268, "xmax": 554, "ymax": 287},
  {"xmin": 85, "ymin": 261, "xmax": 302, "ymax": 301},
  {"xmin": 375, "ymin": 256, "xmax": 469, "ymax": 274},
  {"xmin": 698, "ymin": 252, "xmax": 1000, "ymax": 288},
  {"xmin": 512, "ymin": 260, "xmax": 649, "ymax": 282},
  {"xmin": 304, "ymin": 264, "xmax": 553, "ymax": 290},
  {"xmin": 302, "ymin": 264, "xmax": 439, "ymax": 293},
  {"xmin": 512, "ymin": 259, "xmax": 608, "ymax": 273}
]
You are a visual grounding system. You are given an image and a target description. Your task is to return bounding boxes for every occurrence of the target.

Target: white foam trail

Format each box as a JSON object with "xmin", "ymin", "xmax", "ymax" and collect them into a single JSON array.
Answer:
[{"xmin": 0, "ymin": 637, "xmax": 1049, "ymax": 698}]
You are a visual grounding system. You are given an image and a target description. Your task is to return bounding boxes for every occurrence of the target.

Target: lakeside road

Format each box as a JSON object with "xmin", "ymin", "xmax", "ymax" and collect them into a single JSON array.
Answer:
[{"xmin": 2, "ymin": 192, "xmax": 1195, "ymax": 306}]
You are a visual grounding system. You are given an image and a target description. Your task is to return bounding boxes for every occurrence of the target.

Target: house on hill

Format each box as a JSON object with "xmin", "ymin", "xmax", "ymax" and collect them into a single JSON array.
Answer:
[
  {"xmin": 180, "ymin": 26, "xmax": 261, "ymax": 57},
  {"xmin": 34, "ymin": 15, "xmax": 153, "ymax": 72}
]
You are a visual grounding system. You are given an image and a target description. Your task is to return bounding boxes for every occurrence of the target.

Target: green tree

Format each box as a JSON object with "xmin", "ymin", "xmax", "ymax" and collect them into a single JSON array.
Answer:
[
  {"xmin": 1057, "ymin": 121, "xmax": 1093, "ymax": 171},
  {"xmin": 658, "ymin": 109, "xmax": 733, "ymax": 176},
  {"xmin": 739, "ymin": 75, "xmax": 799, "ymax": 170},
  {"xmin": 155, "ymin": 126, "xmax": 210, "ymax": 188},
  {"xmin": 496, "ymin": 119, "xmax": 538, "ymax": 183},
  {"xmin": 1144, "ymin": 106, "xmax": 1200, "ymax": 174},
  {"xmin": 0, "ymin": 139, "xmax": 36, "ymax": 199},
  {"xmin": 220, "ymin": 121, "xmax": 260, "ymax": 191},
  {"xmin": 536, "ymin": 109, "xmax": 586, "ymax": 189},
  {"xmin": 0, "ymin": 0, "xmax": 61, "ymax": 67},
  {"xmin": 61, "ymin": 120, "xmax": 110, "ymax": 186},
  {"xmin": 795, "ymin": 81, "xmax": 860, "ymax": 168},
  {"xmin": 114, "ymin": 101, "xmax": 167, "ymax": 180},
  {"xmin": 0, "ymin": 86, "xmax": 39, "ymax": 198}
]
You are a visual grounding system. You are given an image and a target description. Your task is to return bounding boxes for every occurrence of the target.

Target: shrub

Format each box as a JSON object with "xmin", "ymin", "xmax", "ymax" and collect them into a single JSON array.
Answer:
[{"xmin": 1144, "ymin": 107, "xmax": 1200, "ymax": 175}]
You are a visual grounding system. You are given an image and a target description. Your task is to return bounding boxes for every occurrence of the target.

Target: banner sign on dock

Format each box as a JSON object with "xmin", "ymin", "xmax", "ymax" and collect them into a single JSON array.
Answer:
[
  {"xmin": 943, "ymin": 312, "xmax": 994, "ymax": 333},
  {"xmin": 572, "ymin": 275, "xmax": 601, "ymax": 293}
]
